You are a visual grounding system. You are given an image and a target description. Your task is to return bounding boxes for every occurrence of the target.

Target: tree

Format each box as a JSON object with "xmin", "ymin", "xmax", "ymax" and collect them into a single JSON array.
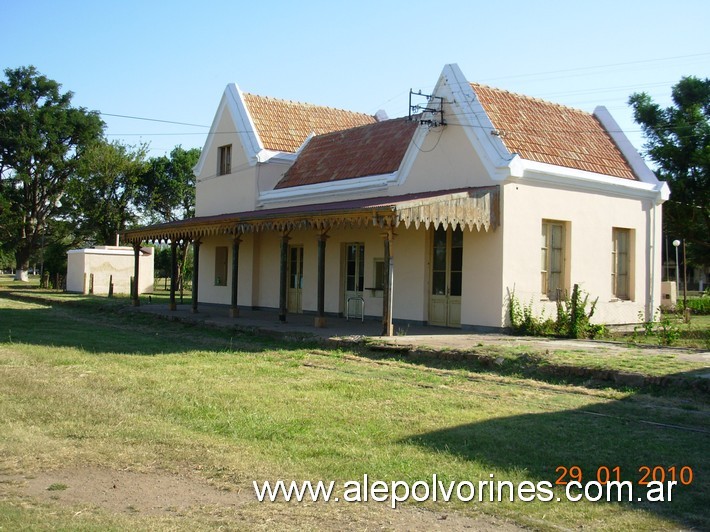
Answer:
[
  {"xmin": 70, "ymin": 140, "xmax": 148, "ymax": 245},
  {"xmin": 0, "ymin": 66, "xmax": 104, "ymax": 280},
  {"xmin": 139, "ymin": 146, "xmax": 200, "ymax": 297},
  {"xmin": 140, "ymin": 146, "xmax": 199, "ymax": 223},
  {"xmin": 629, "ymin": 76, "xmax": 710, "ymax": 267}
]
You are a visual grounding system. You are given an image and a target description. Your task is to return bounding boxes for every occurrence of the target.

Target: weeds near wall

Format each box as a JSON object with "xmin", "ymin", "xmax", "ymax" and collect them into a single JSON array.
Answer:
[
  {"xmin": 633, "ymin": 310, "xmax": 681, "ymax": 346},
  {"xmin": 508, "ymin": 284, "xmax": 603, "ymax": 339}
]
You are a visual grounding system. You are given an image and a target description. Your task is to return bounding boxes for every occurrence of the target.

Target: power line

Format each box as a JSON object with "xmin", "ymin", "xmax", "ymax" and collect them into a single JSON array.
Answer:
[
  {"xmin": 479, "ymin": 52, "xmax": 710, "ymax": 84},
  {"xmin": 99, "ymin": 112, "xmax": 209, "ymax": 128}
]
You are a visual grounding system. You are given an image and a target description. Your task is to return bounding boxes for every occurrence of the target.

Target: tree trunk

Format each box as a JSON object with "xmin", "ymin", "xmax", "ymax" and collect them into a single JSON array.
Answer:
[{"xmin": 14, "ymin": 246, "xmax": 31, "ymax": 282}]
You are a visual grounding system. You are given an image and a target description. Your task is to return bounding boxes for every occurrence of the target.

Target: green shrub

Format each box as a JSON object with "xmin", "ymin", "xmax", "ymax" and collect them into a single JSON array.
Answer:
[
  {"xmin": 507, "ymin": 285, "xmax": 601, "ymax": 339},
  {"xmin": 677, "ymin": 297, "xmax": 710, "ymax": 315},
  {"xmin": 633, "ymin": 309, "xmax": 681, "ymax": 346}
]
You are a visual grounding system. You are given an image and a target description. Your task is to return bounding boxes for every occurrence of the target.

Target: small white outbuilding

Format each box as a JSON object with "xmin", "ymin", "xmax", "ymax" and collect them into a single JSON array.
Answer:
[{"xmin": 66, "ymin": 246, "xmax": 154, "ymax": 295}]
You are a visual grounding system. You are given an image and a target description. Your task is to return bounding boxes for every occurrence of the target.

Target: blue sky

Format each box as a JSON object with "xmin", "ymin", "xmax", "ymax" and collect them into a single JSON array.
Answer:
[{"xmin": 3, "ymin": 0, "xmax": 709, "ymax": 158}]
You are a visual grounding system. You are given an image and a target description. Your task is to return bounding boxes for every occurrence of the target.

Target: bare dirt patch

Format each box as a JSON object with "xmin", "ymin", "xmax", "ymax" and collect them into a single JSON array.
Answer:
[
  {"xmin": 2, "ymin": 467, "xmax": 247, "ymax": 515},
  {"xmin": 0, "ymin": 467, "xmax": 524, "ymax": 530}
]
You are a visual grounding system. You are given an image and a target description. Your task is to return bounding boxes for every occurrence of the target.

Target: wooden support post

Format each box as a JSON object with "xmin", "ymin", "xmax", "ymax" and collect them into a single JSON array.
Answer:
[
  {"xmin": 278, "ymin": 233, "xmax": 290, "ymax": 322},
  {"xmin": 230, "ymin": 236, "xmax": 241, "ymax": 318},
  {"xmin": 192, "ymin": 239, "xmax": 200, "ymax": 313},
  {"xmin": 381, "ymin": 229, "xmax": 394, "ymax": 337},
  {"xmin": 132, "ymin": 243, "xmax": 141, "ymax": 307},
  {"xmin": 314, "ymin": 232, "xmax": 328, "ymax": 328},
  {"xmin": 169, "ymin": 241, "xmax": 177, "ymax": 311}
]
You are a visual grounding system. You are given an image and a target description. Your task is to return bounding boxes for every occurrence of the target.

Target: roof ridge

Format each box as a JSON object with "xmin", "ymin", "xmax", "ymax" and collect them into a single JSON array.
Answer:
[
  {"xmin": 309, "ymin": 115, "xmax": 413, "ymax": 140},
  {"xmin": 243, "ymin": 92, "xmax": 374, "ymax": 118},
  {"xmin": 470, "ymin": 82, "xmax": 591, "ymax": 116}
]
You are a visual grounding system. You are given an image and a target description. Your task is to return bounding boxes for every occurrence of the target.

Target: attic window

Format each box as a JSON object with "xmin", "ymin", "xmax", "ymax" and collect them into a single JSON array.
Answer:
[{"xmin": 218, "ymin": 145, "xmax": 232, "ymax": 176}]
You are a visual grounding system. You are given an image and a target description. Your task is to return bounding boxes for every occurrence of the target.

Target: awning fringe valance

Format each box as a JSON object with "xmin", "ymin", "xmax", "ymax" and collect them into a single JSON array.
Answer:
[
  {"xmin": 121, "ymin": 187, "xmax": 499, "ymax": 244},
  {"xmin": 395, "ymin": 188, "xmax": 498, "ymax": 232}
]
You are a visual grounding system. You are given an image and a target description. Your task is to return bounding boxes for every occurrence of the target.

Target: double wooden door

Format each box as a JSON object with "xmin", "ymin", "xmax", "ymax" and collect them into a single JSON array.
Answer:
[{"xmin": 429, "ymin": 226, "xmax": 462, "ymax": 327}]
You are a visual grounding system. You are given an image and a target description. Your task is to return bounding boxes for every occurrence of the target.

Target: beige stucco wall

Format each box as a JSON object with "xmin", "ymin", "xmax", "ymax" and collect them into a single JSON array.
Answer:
[
  {"xmin": 196, "ymin": 108, "xmax": 256, "ymax": 216},
  {"xmin": 197, "ymin": 236, "xmax": 234, "ymax": 305},
  {"xmin": 500, "ymin": 180, "xmax": 661, "ymax": 324},
  {"xmin": 66, "ymin": 247, "xmax": 154, "ymax": 295},
  {"xmin": 396, "ymin": 117, "xmax": 494, "ymax": 196},
  {"xmin": 192, "ymin": 181, "xmax": 660, "ymax": 329},
  {"xmin": 195, "ymin": 226, "xmax": 432, "ymax": 323},
  {"xmin": 460, "ymin": 224, "xmax": 505, "ymax": 328}
]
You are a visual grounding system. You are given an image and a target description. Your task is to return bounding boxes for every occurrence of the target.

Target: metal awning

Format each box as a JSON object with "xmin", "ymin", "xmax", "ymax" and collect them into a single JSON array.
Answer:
[{"xmin": 121, "ymin": 186, "xmax": 499, "ymax": 243}]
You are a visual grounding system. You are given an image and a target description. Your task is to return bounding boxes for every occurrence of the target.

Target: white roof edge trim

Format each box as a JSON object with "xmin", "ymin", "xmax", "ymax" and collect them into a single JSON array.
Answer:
[
  {"xmin": 392, "ymin": 122, "xmax": 426, "ymax": 186},
  {"xmin": 193, "ymin": 84, "xmax": 264, "ymax": 177},
  {"xmin": 193, "ymin": 90, "xmax": 231, "ymax": 177},
  {"xmin": 257, "ymin": 132, "xmax": 314, "ymax": 164},
  {"xmin": 517, "ymin": 159, "xmax": 669, "ymax": 202},
  {"xmin": 231, "ymin": 84, "xmax": 263, "ymax": 162},
  {"xmin": 440, "ymin": 64, "xmax": 513, "ymax": 172},
  {"xmin": 593, "ymin": 106, "xmax": 660, "ymax": 184},
  {"xmin": 258, "ymin": 172, "xmax": 398, "ymax": 206}
]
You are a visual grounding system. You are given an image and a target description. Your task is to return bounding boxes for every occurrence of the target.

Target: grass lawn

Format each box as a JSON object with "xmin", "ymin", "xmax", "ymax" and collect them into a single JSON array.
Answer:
[
  {"xmin": 609, "ymin": 313, "xmax": 710, "ymax": 350},
  {"xmin": 0, "ymin": 289, "xmax": 708, "ymax": 530}
]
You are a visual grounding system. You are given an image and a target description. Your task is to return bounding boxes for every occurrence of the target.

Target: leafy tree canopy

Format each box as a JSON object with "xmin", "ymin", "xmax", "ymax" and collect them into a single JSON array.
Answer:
[
  {"xmin": 139, "ymin": 146, "xmax": 199, "ymax": 224},
  {"xmin": 629, "ymin": 76, "xmax": 710, "ymax": 266},
  {"xmin": 69, "ymin": 140, "xmax": 148, "ymax": 245},
  {"xmin": 0, "ymin": 65, "xmax": 104, "ymax": 279}
]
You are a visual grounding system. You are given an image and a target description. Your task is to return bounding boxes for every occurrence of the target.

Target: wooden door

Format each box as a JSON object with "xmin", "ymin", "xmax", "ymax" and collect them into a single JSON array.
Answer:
[
  {"xmin": 287, "ymin": 245, "xmax": 303, "ymax": 313},
  {"xmin": 429, "ymin": 226, "xmax": 462, "ymax": 327},
  {"xmin": 343, "ymin": 243, "xmax": 365, "ymax": 317}
]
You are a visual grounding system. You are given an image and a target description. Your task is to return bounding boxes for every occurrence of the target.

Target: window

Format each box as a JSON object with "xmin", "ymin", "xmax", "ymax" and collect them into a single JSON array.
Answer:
[
  {"xmin": 373, "ymin": 258, "xmax": 385, "ymax": 291},
  {"xmin": 214, "ymin": 246, "xmax": 228, "ymax": 286},
  {"xmin": 541, "ymin": 220, "xmax": 565, "ymax": 299},
  {"xmin": 612, "ymin": 228, "xmax": 630, "ymax": 299},
  {"xmin": 218, "ymin": 145, "xmax": 231, "ymax": 175},
  {"xmin": 345, "ymin": 243, "xmax": 364, "ymax": 292}
]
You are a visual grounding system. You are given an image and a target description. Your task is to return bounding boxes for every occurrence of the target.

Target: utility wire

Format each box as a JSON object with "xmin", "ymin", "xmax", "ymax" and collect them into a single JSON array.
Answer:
[{"xmin": 100, "ymin": 112, "xmax": 209, "ymax": 128}]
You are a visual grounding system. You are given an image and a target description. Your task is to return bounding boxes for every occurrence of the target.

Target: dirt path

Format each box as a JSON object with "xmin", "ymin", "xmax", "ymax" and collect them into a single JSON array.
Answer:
[
  {"xmin": 371, "ymin": 332, "xmax": 710, "ymax": 364},
  {"xmin": 1, "ymin": 467, "xmax": 524, "ymax": 530}
]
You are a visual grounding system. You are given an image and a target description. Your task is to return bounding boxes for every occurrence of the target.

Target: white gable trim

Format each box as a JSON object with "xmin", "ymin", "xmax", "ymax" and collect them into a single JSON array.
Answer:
[
  {"xmin": 437, "ymin": 64, "xmax": 514, "ymax": 181},
  {"xmin": 389, "ymin": 123, "xmax": 427, "ymax": 186},
  {"xmin": 231, "ymin": 84, "xmax": 264, "ymax": 161},
  {"xmin": 513, "ymin": 159, "xmax": 669, "ymax": 203},
  {"xmin": 593, "ymin": 106, "xmax": 660, "ymax": 185},
  {"xmin": 193, "ymin": 84, "xmax": 261, "ymax": 176},
  {"xmin": 194, "ymin": 84, "xmax": 297, "ymax": 177}
]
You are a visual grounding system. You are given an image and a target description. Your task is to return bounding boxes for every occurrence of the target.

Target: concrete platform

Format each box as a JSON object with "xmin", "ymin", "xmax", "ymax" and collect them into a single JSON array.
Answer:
[{"xmin": 132, "ymin": 302, "xmax": 710, "ymax": 365}]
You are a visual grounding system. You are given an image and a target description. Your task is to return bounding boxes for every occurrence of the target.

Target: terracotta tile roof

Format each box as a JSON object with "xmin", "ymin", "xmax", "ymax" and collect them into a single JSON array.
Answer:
[
  {"xmin": 470, "ymin": 83, "xmax": 637, "ymax": 180},
  {"xmin": 275, "ymin": 117, "xmax": 418, "ymax": 189},
  {"xmin": 243, "ymin": 93, "xmax": 377, "ymax": 153}
]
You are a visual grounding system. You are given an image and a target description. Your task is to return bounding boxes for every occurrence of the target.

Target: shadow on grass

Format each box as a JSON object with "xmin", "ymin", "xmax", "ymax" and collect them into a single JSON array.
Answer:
[
  {"xmin": 0, "ymin": 292, "xmax": 318, "ymax": 356},
  {"xmin": 356, "ymin": 344, "xmax": 710, "ymax": 397},
  {"xmin": 404, "ymin": 384, "xmax": 709, "ymax": 529}
]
